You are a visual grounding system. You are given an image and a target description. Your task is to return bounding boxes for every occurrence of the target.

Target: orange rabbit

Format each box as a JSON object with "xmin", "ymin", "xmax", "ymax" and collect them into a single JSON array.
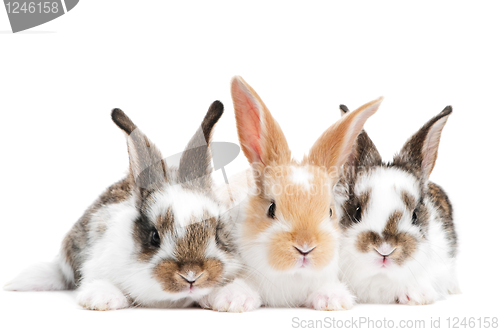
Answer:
[{"xmin": 200, "ymin": 77, "xmax": 383, "ymax": 312}]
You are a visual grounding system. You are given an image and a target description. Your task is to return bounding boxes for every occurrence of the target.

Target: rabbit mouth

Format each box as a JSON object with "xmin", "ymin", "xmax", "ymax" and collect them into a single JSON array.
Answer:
[
  {"xmin": 377, "ymin": 256, "xmax": 393, "ymax": 269},
  {"xmin": 180, "ymin": 284, "xmax": 212, "ymax": 298},
  {"xmin": 294, "ymin": 256, "xmax": 313, "ymax": 270}
]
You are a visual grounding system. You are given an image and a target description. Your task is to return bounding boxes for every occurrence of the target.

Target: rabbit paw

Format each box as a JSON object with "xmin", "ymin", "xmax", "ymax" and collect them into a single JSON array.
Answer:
[
  {"xmin": 397, "ymin": 287, "xmax": 437, "ymax": 305},
  {"xmin": 307, "ymin": 283, "xmax": 355, "ymax": 311},
  {"xmin": 77, "ymin": 280, "xmax": 129, "ymax": 311},
  {"xmin": 199, "ymin": 279, "xmax": 261, "ymax": 313}
]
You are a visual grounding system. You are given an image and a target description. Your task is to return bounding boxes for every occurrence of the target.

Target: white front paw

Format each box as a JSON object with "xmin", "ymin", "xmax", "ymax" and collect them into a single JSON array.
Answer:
[
  {"xmin": 200, "ymin": 279, "xmax": 261, "ymax": 313},
  {"xmin": 77, "ymin": 280, "xmax": 129, "ymax": 311},
  {"xmin": 307, "ymin": 283, "xmax": 355, "ymax": 311},
  {"xmin": 397, "ymin": 287, "xmax": 438, "ymax": 305}
]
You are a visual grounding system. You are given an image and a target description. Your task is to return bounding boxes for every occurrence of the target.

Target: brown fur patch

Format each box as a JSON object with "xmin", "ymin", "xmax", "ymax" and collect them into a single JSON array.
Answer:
[
  {"xmin": 152, "ymin": 219, "xmax": 226, "ymax": 293},
  {"xmin": 339, "ymin": 187, "xmax": 372, "ymax": 228},
  {"xmin": 174, "ymin": 221, "xmax": 214, "ymax": 264},
  {"xmin": 389, "ymin": 233, "xmax": 418, "ymax": 265},
  {"xmin": 356, "ymin": 231, "xmax": 382, "ymax": 253},
  {"xmin": 153, "ymin": 258, "xmax": 224, "ymax": 293},
  {"xmin": 356, "ymin": 211, "xmax": 418, "ymax": 266},
  {"xmin": 358, "ymin": 190, "xmax": 371, "ymax": 214},
  {"xmin": 428, "ymin": 182, "xmax": 457, "ymax": 256},
  {"xmin": 428, "ymin": 182, "xmax": 452, "ymax": 219},
  {"xmin": 156, "ymin": 208, "xmax": 175, "ymax": 235},
  {"xmin": 401, "ymin": 190, "xmax": 417, "ymax": 211},
  {"xmin": 383, "ymin": 212, "xmax": 417, "ymax": 265},
  {"xmin": 154, "ymin": 260, "xmax": 186, "ymax": 293},
  {"xmin": 383, "ymin": 211, "xmax": 403, "ymax": 236}
]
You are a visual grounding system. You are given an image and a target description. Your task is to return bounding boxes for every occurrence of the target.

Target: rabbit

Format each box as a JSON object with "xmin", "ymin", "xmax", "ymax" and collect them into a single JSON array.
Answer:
[
  {"xmin": 4, "ymin": 101, "xmax": 241, "ymax": 310},
  {"xmin": 199, "ymin": 76, "xmax": 383, "ymax": 312},
  {"xmin": 334, "ymin": 104, "xmax": 460, "ymax": 305}
]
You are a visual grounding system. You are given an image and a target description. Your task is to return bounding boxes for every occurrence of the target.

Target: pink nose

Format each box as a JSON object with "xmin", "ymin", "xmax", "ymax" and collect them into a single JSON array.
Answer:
[
  {"xmin": 374, "ymin": 243, "xmax": 397, "ymax": 257},
  {"xmin": 294, "ymin": 245, "xmax": 315, "ymax": 256}
]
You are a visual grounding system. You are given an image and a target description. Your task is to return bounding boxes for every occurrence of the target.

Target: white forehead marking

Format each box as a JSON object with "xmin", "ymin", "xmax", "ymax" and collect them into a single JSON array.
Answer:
[
  {"xmin": 148, "ymin": 184, "xmax": 220, "ymax": 228},
  {"xmin": 354, "ymin": 167, "xmax": 420, "ymax": 235},
  {"xmin": 290, "ymin": 166, "xmax": 313, "ymax": 190},
  {"xmin": 356, "ymin": 167, "xmax": 419, "ymax": 199}
]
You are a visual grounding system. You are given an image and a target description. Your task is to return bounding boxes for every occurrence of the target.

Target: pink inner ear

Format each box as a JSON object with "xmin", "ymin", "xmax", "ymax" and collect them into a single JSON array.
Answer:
[
  {"xmin": 421, "ymin": 116, "xmax": 447, "ymax": 178},
  {"xmin": 233, "ymin": 82, "xmax": 264, "ymax": 163}
]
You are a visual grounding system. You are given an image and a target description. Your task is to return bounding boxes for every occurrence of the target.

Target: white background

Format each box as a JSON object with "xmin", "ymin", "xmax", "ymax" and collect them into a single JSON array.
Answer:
[{"xmin": 1, "ymin": 1, "xmax": 499, "ymax": 331}]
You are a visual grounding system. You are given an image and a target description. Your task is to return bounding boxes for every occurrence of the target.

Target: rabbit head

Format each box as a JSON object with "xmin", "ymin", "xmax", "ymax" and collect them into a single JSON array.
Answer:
[
  {"xmin": 110, "ymin": 101, "xmax": 239, "ymax": 302},
  {"xmin": 230, "ymin": 76, "xmax": 382, "ymax": 276},
  {"xmin": 335, "ymin": 105, "xmax": 455, "ymax": 275}
]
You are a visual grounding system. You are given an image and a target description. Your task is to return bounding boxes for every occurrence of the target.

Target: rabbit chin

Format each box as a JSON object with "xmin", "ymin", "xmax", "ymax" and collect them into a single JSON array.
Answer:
[
  {"xmin": 288, "ymin": 256, "xmax": 326, "ymax": 274},
  {"xmin": 371, "ymin": 256, "xmax": 400, "ymax": 272},
  {"xmin": 171, "ymin": 285, "xmax": 213, "ymax": 301}
]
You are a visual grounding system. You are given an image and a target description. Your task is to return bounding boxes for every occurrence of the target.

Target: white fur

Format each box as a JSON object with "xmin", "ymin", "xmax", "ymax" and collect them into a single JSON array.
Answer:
[
  {"xmin": 148, "ymin": 183, "xmax": 220, "ymax": 228},
  {"xmin": 77, "ymin": 279, "xmax": 129, "ymax": 310},
  {"xmin": 199, "ymin": 278, "xmax": 262, "ymax": 312},
  {"xmin": 290, "ymin": 166, "xmax": 313, "ymax": 190},
  {"xmin": 336, "ymin": 167, "xmax": 459, "ymax": 304},
  {"xmin": 306, "ymin": 281, "xmax": 355, "ymax": 310},
  {"xmin": 4, "ymin": 260, "xmax": 69, "ymax": 292}
]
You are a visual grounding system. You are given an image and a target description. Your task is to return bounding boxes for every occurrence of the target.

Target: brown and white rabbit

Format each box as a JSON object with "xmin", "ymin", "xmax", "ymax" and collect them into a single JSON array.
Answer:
[
  {"xmin": 4, "ymin": 101, "xmax": 240, "ymax": 310},
  {"xmin": 200, "ymin": 77, "xmax": 383, "ymax": 312},
  {"xmin": 334, "ymin": 105, "xmax": 459, "ymax": 304}
]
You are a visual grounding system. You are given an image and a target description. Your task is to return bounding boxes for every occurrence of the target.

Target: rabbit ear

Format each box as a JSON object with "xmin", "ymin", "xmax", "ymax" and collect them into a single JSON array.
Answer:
[
  {"xmin": 231, "ymin": 76, "xmax": 291, "ymax": 167},
  {"xmin": 394, "ymin": 106, "xmax": 452, "ymax": 181},
  {"xmin": 307, "ymin": 97, "xmax": 383, "ymax": 179},
  {"xmin": 339, "ymin": 104, "xmax": 350, "ymax": 116},
  {"xmin": 111, "ymin": 108, "xmax": 167, "ymax": 193},
  {"xmin": 177, "ymin": 101, "xmax": 224, "ymax": 190},
  {"xmin": 338, "ymin": 104, "xmax": 382, "ymax": 171}
]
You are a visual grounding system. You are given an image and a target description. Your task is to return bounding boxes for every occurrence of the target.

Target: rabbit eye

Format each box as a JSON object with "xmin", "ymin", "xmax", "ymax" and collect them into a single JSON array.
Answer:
[
  {"xmin": 151, "ymin": 229, "xmax": 161, "ymax": 247},
  {"xmin": 215, "ymin": 224, "xmax": 223, "ymax": 245},
  {"xmin": 329, "ymin": 208, "xmax": 333, "ymax": 217},
  {"xmin": 354, "ymin": 205, "xmax": 362, "ymax": 222},
  {"xmin": 267, "ymin": 201, "xmax": 276, "ymax": 219},
  {"xmin": 412, "ymin": 211, "xmax": 418, "ymax": 225}
]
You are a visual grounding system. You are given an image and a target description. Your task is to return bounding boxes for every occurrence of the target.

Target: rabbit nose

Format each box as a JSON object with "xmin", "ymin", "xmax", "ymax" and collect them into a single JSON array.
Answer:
[
  {"xmin": 294, "ymin": 245, "xmax": 316, "ymax": 256},
  {"xmin": 374, "ymin": 243, "xmax": 397, "ymax": 257},
  {"xmin": 178, "ymin": 270, "xmax": 204, "ymax": 285}
]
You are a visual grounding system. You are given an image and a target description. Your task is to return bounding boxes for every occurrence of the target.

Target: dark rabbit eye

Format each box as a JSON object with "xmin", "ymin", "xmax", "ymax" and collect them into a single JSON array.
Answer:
[
  {"xmin": 354, "ymin": 205, "xmax": 362, "ymax": 222},
  {"xmin": 267, "ymin": 201, "xmax": 276, "ymax": 219},
  {"xmin": 412, "ymin": 211, "xmax": 418, "ymax": 225},
  {"xmin": 215, "ymin": 224, "xmax": 229, "ymax": 251},
  {"xmin": 215, "ymin": 224, "xmax": 223, "ymax": 245},
  {"xmin": 151, "ymin": 229, "xmax": 161, "ymax": 247},
  {"xmin": 329, "ymin": 208, "xmax": 333, "ymax": 217}
]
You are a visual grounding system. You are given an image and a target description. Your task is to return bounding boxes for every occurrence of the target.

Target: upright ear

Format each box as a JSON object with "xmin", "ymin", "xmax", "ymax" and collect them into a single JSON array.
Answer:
[
  {"xmin": 231, "ymin": 76, "xmax": 291, "ymax": 168},
  {"xmin": 338, "ymin": 104, "xmax": 382, "ymax": 172},
  {"xmin": 177, "ymin": 100, "xmax": 224, "ymax": 190},
  {"xmin": 307, "ymin": 97, "xmax": 383, "ymax": 180},
  {"xmin": 111, "ymin": 108, "xmax": 167, "ymax": 193},
  {"xmin": 394, "ymin": 106, "xmax": 452, "ymax": 181},
  {"xmin": 339, "ymin": 104, "xmax": 350, "ymax": 116}
]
